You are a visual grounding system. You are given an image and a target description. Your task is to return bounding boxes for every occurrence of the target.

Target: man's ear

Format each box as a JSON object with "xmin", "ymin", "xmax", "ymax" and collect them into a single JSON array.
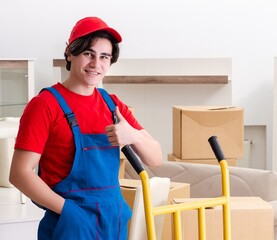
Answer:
[{"xmin": 65, "ymin": 47, "xmax": 72, "ymax": 61}]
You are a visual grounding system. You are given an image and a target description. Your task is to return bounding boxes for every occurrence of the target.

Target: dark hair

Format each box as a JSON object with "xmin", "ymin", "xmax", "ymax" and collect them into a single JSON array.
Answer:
[{"xmin": 64, "ymin": 30, "xmax": 120, "ymax": 71}]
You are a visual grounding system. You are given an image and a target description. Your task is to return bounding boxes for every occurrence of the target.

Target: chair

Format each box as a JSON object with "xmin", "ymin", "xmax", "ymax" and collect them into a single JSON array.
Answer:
[{"xmin": 0, "ymin": 117, "xmax": 26, "ymax": 204}]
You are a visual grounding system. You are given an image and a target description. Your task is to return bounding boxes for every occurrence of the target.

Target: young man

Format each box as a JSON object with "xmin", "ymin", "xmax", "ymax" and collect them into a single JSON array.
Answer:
[{"xmin": 9, "ymin": 17, "xmax": 163, "ymax": 239}]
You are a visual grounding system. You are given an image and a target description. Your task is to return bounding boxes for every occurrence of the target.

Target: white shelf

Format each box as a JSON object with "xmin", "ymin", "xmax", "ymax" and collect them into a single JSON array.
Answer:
[
  {"xmin": 0, "ymin": 59, "xmax": 35, "ymax": 117},
  {"xmin": 0, "ymin": 187, "xmax": 43, "ymax": 240},
  {"xmin": 0, "ymin": 187, "xmax": 43, "ymax": 224}
]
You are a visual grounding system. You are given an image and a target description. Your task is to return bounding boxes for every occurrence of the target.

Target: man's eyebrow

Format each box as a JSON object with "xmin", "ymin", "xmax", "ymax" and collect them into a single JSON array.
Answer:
[
  {"xmin": 86, "ymin": 48, "xmax": 112, "ymax": 56},
  {"xmin": 101, "ymin": 53, "xmax": 112, "ymax": 57},
  {"xmin": 86, "ymin": 49, "xmax": 96, "ymax": 53}
]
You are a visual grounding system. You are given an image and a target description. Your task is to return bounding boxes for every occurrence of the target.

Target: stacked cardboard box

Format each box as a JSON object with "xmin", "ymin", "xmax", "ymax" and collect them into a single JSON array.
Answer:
[
  {"xmin": 168, "ymin": 153, "xmax": 237, "ymax": 166},
  {"xmin": 120, "ymin": 179, "xmax": 190, "ymax": 240},
  {"xmin": 172, "ymin": 197, "xmax": 274, "ymax": 240},
  {"xmin": 171, "ymin": 106, "xmax": 244, "ymax": 165},
  {"xmin": 118, "ymin": 159, "xmax": 125, "ymax": 179}
]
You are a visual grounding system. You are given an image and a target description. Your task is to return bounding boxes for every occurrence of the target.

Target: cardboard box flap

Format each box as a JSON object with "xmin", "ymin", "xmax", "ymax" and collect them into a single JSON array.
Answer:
[
  {"xmin": 173, "ymin": 106, "xmax": 240, "ymax": 111},
  {"xmin": 181, "ymin": 108, "xmax": 243, "ymax": 127},
  {"xmin": 173, "ymin": 198, "xmax": 209, "ymax": 204},
  {"xmin": 208, "ymin": 106, "xmax": 235, "ymax": 110},
  {"xmin": 172, "ymin": 198, "xmax": 215, "ymax": 209},
  {"xmin": 119, "ymin": 179, "xmax": 141, "ymax": 189}
]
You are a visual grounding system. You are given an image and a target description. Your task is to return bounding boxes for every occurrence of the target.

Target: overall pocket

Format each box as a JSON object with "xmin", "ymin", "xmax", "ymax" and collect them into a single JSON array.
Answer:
[
  {"xmin": 82, "ymin": 143, "xmax": 120, "ymax": 188},
  {"xmin": 38, "ymin": 209, "xmax": 59, "ymax": 240},
  {"xmin": 90, "ymin": 198, "xmax": 132, "ymax": 240},
  {"xmin": 51, "ymin": 199, "xmax": 94, "ymax": 240}
]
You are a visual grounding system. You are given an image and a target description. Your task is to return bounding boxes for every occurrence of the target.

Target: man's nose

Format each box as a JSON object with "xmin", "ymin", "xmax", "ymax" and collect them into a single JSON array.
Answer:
[{"xmin": 89, "ymin": 56, "xmax": 100, "ymax": 66}]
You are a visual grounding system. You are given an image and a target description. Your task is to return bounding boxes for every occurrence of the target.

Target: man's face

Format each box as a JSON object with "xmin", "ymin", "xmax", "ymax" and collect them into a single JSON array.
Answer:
[{"xmin": 68, "ymin": 38, "xmax": 113, "ymax": 87}]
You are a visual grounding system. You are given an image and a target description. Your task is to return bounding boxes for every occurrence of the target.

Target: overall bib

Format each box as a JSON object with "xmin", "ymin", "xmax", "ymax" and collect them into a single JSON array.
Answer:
[{"xmin": 37, "ymin": 87, "xmax": 132, "ymax": 240}]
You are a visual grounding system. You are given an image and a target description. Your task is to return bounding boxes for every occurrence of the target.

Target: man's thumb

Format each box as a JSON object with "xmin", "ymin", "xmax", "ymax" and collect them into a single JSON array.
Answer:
[{"xmin": 115, "ymin": 106, "xmax": 124, "ymax": 122}]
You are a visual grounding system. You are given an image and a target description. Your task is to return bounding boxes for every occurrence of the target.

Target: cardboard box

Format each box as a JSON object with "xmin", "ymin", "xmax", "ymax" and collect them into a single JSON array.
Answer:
[
  {"xmin": 120, "ymin": 146, "xmax": 127, "ymax": 160},
  {"xmin": 168, "ymin": 153, "xmax": 237, "ymax": 166},
  {"xmin": 118, "ymin": 159, "xmax": 125, "ymax": 179},
  {"xmin": 173, "ymin": 106, "xmax": 244, "ymax": 159},
  {"xmin": 172, "ymin": 197, "xmax": 274, "ymax": 240},
  {"xmin": 120, "ymin": 178, "xmax": 190, "ymax": 209},
  {"xmin": 120, "ymin": 179, "xmax": 190, "ymax": 240}
]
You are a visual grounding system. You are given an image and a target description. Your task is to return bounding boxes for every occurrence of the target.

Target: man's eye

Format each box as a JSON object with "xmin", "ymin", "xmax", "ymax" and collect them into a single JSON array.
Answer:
[
  {"xmin": 84, "ymin": 52, "xmax": 92, "ymax": 57},
  {"xmin": 101, "ymin": 55, "xmax": 111, "ymax": 60}
]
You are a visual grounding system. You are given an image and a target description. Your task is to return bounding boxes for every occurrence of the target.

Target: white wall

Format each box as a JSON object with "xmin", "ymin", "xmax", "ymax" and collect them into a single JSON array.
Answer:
[
  {"xmin": 273, "ymin": 58, "xmax": 277, "ymax": 170},
  {"xmin": 103, "ymin": 58, "xmax": 233, "ymax": 163},
  {"xmin": 1, "ymin": 0, "xmax": 277, "ymax": 169}
]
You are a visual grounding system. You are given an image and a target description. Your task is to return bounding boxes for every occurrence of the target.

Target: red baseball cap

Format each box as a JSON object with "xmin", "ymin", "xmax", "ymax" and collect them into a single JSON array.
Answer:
[{"xmin": 68, "ymin": 17, "xmax": 122, "ymax": 45}]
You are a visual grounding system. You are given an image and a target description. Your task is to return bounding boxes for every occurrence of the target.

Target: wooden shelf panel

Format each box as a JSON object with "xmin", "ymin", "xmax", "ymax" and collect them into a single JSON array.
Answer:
[
  {"xmin": 53, "ymin": 59, "xmax": 228, "ymax": 84},
  {"xmin": 53, "ymin": 59, "xmax": 66, "ymax": 68},
  {"xmin": 103, "ymin": 75, "xmax": 228, "ymax": 84},
  {"xmin": 0, "ymin": 60, "xmax": 28, "ymax": 69}
]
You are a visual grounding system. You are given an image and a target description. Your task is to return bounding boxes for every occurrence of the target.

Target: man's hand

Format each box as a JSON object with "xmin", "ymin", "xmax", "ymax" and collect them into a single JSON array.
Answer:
[{"xmin": 105, "ymin": 107, "xmax": 138, "ymax": 146}]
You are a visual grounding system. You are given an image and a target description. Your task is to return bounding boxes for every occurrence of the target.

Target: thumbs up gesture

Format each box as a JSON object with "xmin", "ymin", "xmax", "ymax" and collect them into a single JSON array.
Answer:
[{"xmin": 105, "ymin": 107, "xmax": 138, "ymax": 146}]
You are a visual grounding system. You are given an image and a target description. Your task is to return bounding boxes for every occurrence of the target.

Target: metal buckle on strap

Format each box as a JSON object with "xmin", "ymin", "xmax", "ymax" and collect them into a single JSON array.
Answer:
[{"xmin": 66, "ymin": 112, "xmax": 78, "ymax": 127}]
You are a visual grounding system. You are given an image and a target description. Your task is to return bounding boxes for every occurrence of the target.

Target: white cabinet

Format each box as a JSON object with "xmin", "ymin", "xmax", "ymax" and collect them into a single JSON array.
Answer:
[{"xmin": 0, "ymin": 59, "xmax": 35, "ymax": 117}]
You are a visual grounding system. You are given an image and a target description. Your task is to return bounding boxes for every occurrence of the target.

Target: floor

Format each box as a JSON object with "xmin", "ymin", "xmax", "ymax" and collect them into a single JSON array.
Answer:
[{"xmin": 0, "ymin": 187, "xmax": 44, "ymax": 240}]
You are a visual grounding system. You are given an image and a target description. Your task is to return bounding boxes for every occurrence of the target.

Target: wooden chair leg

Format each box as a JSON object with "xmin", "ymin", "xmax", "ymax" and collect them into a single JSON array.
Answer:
[{"xmin": 20, "ymin": 192, "xmax": 27, "ymax": 204}]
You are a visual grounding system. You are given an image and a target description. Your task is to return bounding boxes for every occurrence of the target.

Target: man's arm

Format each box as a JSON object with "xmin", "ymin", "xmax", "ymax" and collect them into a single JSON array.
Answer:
[
  {"xmin": 105, "ymin": 107, "xmax": 163, "ymax": 167},
  {"xmin": 9, "ymin": 149, "xmax": 65, "ymax": 214}
]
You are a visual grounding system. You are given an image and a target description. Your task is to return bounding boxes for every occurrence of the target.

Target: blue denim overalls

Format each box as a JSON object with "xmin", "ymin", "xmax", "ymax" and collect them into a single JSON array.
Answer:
[{"xmin": 37, "ymin": 87, "xmax": 131, "ymax": 240}]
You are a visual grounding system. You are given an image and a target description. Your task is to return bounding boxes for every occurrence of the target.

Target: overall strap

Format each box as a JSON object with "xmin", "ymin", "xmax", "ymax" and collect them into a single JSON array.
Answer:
[
  {"xmin": 97, "ymin": 88, "xmax": 118, "ymax": 124},
  {"xmin": 42, "ymin": 87, "xmax": 117, "ymax": 127},
  {"xmin": 41, "ymin": 87, "xmax": 80, "ymax": 133}
]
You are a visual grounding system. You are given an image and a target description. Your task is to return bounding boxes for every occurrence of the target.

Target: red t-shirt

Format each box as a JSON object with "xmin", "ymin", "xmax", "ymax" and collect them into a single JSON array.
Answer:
[{"xmin": 15, "ymin": 83, "xmax": 142, "ymax": 188}]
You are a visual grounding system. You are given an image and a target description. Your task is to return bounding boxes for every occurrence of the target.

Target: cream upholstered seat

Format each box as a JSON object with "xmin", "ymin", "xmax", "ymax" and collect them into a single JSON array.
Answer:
[
  {"xmin": 125, "ymin": 160, "xmax": 277, "ymax": 240},
  {"xmin": 0, "ymin": 117, "xmax": 20, "ymax": 187}
]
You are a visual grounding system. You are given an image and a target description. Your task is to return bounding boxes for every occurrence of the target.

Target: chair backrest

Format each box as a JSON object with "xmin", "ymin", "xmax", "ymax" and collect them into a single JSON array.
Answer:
[{"xmin": 128, "ymin": 177, "xmax": 170, "ymax": 240}]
